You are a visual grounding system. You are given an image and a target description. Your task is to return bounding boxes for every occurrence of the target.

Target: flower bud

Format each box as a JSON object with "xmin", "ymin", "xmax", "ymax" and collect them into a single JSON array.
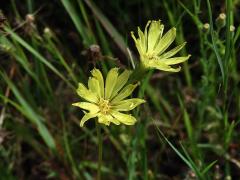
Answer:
[
  {"xmin": 0, "ymin": 44, "xmax": 12, "ymax": 52},
  {"xmin": 215, "ymin": 13, "xmax": 226, "ymax": 29},
  {"xmin": 202, "ymin": 23, "xmax": 210, "ymax": 33},
  {"xmin": 25, "ymin": 14, "xmax": 35, "ymax": 23},
  {"xmin": 230, "ymin": 25, "xmax": 235, "ymax": 32},
  {"xmin": 43, "ymin": 27, "xmax": 53, "ymax": 38},
  {"xmin": 225, "ymin": 175, "xmax": 232, "ymax": 180}
]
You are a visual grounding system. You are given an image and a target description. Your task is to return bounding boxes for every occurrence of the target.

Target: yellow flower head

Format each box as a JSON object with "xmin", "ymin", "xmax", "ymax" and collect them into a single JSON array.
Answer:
[
  {"xmin": 131, "ymin": 20, "xmax": 191, "ymax": 72},
  {"xmin": 72, "ymin": 68, "xmax": 145, "ymax": 127}
]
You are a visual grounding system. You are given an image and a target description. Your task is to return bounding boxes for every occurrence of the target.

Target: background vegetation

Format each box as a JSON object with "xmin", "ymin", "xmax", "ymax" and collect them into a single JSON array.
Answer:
[{"xmin": 0, "ymin": 0, "xmax": 240, "ymax": 179}]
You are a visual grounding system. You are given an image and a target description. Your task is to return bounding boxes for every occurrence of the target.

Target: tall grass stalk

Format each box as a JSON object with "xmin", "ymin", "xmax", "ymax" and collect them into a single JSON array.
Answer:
[{"xmin": 96, "ymin": 121, "xmax": 103, "ymax": 180}]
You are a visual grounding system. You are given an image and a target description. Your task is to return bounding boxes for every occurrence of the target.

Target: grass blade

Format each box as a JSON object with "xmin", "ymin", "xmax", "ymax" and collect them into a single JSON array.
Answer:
[
  {"xmin": 206, "ymin": 0, "xmax": 225, "ymax": 83},
  {"xmin": 83, "ymin": 0, "xmax": 129, "ymax": 58},
  {"xmin": 4, "ymin": 27, "xmax": 74, "ymax": 89},
  {"xmin": 0, "ymin": 72, "xmax": 56, "ymax": 151},
  {"xmin": 61, "ymin": 0, "xmax": 93, "ymax": 45}
]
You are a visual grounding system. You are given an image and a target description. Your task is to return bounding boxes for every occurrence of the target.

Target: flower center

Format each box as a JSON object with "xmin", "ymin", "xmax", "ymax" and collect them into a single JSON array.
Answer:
[
  {"xmin": 98, "ymin": 98, "xmax": 111, "ymax": 114},
  {"xmin": 145, "ymin": 52, "xmax": 157, "ymax": 60}
]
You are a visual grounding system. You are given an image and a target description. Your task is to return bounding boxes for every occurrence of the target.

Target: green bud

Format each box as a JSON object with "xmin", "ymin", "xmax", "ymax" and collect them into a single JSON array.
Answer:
[
  {"xmin": 230, "ymin": 25, "xmax": 235, "ymax": 32},
  {"xmin": 0, "ymin": 44, "xmax": 12, "ymax": 52},
  {"xmin": 215, "ymin": 13, "xmax": 226, "ymax": 29},
  {"xmin": 43, "ymin": 27, "xmax": 53, "ymax": 38},
  {"xmin": 225, "ymin": 175, "xmax": 232, "ymax": 180},
  {"xmin": 202, "ymin": 23, "xmax": 210, "ymax": 33}
]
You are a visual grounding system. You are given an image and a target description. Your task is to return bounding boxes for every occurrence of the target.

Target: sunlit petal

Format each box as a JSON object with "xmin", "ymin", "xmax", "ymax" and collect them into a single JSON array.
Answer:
[
  {"xmin": 111, "ymin": 83, "xmax": 139, "ymax": 103},
  {"xmin": 138, "ymin": 27, "xmax": 146, "ymax": 53},
  {"xmin": 111, "ymin": 98, "xmax": 145, "ymax": 111},
  {"xmin": 88, "ymin": 77, "xmax": 101, "ymax": 98},
  {"xmin": 148, "ymin": 60, "xmax": 181, "ymax": 72},
  {"xmin": 155, "ymin": 27, "xmax": 176, "ymax": 55},
  {"xmin": 131, "ymin": 32, "xmax": 143, "ymax": 55},
  {"xmin": 105, "ymin": 68, "xmax": 119, "ymax": 100},
  {"xmin": 162, "ymin": 55, "xmax": 191, "ymax": 65},
  {"xmin": 80, "ymin": 113, "xmax": 98, "ymax": 127},
  {"xmin": 147, "ymin": 20, "xmax": 162, "ymax": 52},
  {"xmin": 98, "ymin": 114, "xmax": 112, "ymax": 126},
  {"xmin": 158, "ymin": 42, "xmax": 186, "ymax": 59},
  {"xmin": 76, "ymin": 83, "xmax": 98, "ymax": 103},
  {"xmin": 91, "ymin": 68, "xmax": 104, "ymax": 97},
  {"xmin": 110, "ymin": 110, "xmax": 137, "ymax": 125},
  {"xmin": 72, "ymin": 102, "xmax": 99, "ymax": 114},
  {"xmin": 111, "ymin": 69, "xmax": 132, "ymax": 99}
]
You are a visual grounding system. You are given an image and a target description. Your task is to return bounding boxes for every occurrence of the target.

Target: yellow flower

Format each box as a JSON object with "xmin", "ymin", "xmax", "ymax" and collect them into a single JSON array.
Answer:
[
  {"xmin": 72, "ymin": 68, "xmax": 145, "ymax": 127},
  {"xmin": 131, "ymin": 20, "xmax": 191, "ymax": 72}
]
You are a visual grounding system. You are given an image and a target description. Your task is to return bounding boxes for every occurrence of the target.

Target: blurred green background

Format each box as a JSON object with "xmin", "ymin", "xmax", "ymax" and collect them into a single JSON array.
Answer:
[{"xmin": 0, "ymin": 0, "xmax": 240, "ymax": 179}]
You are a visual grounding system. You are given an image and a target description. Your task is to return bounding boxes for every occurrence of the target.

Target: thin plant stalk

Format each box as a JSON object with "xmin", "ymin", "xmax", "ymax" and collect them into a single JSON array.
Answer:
[{"xmin": 96, "ymin": 120, "xmax": 103, "ymax": 180}]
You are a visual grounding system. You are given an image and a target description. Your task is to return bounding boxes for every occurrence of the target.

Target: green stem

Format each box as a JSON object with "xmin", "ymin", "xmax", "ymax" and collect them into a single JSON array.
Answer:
[
  {"xmin": 129, "ymin": 63, "xmax": 148, "ymax": 84},
  {"xmin": 96, "ymin": 121, "xmax": 103, "ymax": 180}
]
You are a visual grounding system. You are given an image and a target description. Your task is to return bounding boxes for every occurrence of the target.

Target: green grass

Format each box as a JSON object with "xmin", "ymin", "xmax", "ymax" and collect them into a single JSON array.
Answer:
[{"xmin": 0, "ymin": 0, "xmax": 240, "ymax": 179}]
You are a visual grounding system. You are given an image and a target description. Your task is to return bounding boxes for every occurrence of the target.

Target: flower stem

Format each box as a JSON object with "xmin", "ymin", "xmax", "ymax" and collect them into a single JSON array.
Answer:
[
  {"xmin": 129, "ymin": 63, "xmax": 147, "ymax": 83},
  {"xmin": 96, "ymin": 121, "xmax": 102, "ymax": 180}
]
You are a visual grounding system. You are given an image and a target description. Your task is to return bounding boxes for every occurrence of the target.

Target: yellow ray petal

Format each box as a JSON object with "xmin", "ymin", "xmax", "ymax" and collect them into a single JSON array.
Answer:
[
  {"xmin": 80, "ymin": 113, "xmax": 98, "ymax": 127},
  {"xmin": 88, "ymin": 77, "xmax": 101, "ymax": 98},
  {"xmin": 111, "ymin": 69, "xmax": 132, "ymax": 99},
  {"xmin": 110, "ymin": 110, "xmax": 137, "ymax": 125},
  {"xmin": 98, "ymin": 114, "xmax": 111, "ymax": 126},
  {"xmin": 105, "ymin": 68, "xmax": 119, "ymax": 100},
  {"xmin": 155, "ymin": 27, "xmax": 176, "ymax": 55},
  {"xmin": 98, "ymin": 114, "xmax": 121, "ymax": 125},
  {"xmin": 111, "ymin": 83, "xmax": 139, "ymax": 103},
  {"xmin": 76, "ymin": 83, "xmax": 98, "ymax": 103},
  {"xmin": 147, "ymin": 60, "xmax": 181, "ymax": 72},
  {"xmin": 147, "ymin": 20, "xmax": 162, "ymax": 53},
  {"xmin": 158, "ymin": 42, "xmax": 186, "ymax": 59},
  {"xmin": 138, "ymin": 27, "xmax": 146, "ymax": 53},
  {"xmin": 162, "ymin": 55, "xmax": 191, "ymax": 65},
  {"xmin": 131, "ymin": 31, "xmax": 143, "ymax": 55},
  {"xmin": 91, "ymin": 68, "xmax": 104, "ymax": 98},
  {"xmin": 111, "ymin": 98, "xmax": 145, "ymax": 111},
  {"xmin": 72, "ymin": 102, "xmax": 99, "ymax": 114}
]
